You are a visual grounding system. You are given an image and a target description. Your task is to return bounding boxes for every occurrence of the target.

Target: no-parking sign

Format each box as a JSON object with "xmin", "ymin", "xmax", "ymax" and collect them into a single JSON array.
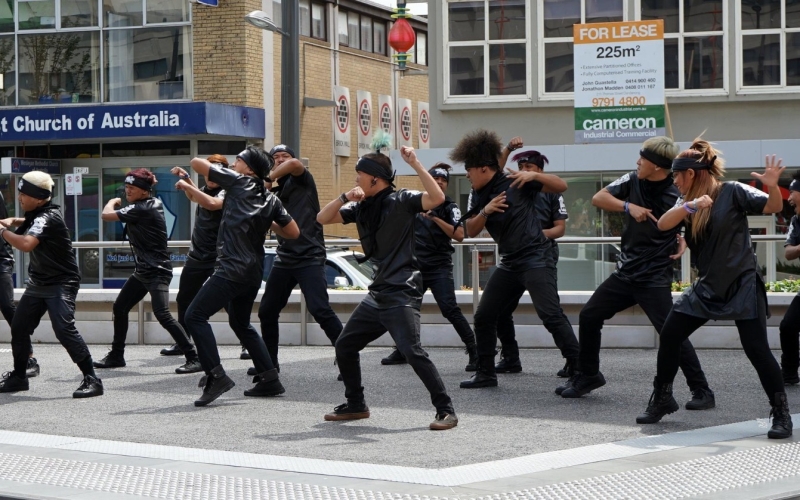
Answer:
[
  {"xmin": 418, "ymin": 102, "xmax": 430, "ymax": 149},
  {"xmin": 333, "ymin": 85, "xmax": 351, "ymax": 157},
  {"xmin": 356, "ymin": 90, "xmax": 372, "ymax": 157},
  {"xmin": 396, "ymin": 98, "xmax": 412, "ymax": 148}
]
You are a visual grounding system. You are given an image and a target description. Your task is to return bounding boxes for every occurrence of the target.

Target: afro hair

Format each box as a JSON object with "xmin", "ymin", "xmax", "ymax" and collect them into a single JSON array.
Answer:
[{"xmin": 449, "ymin": 129, "xmax": 503, "ymax": 169}]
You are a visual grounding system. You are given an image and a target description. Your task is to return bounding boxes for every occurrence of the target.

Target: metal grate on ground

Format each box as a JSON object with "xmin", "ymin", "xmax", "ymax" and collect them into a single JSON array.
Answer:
[{"xmin": 1, "ymin": 442, "xmax": 800, "ymax": 500}]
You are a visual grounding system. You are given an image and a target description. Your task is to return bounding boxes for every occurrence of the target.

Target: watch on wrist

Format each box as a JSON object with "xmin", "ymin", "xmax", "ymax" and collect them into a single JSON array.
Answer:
[{"xmin": 338, "ymin": 193, "xmax": 349, "ymax": 204}]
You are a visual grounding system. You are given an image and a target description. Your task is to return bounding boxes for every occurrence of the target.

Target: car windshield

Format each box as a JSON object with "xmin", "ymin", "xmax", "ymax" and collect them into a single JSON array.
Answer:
[{"xmin": 342, "ymin": 254, "xmax": 375, "ymax": 281}]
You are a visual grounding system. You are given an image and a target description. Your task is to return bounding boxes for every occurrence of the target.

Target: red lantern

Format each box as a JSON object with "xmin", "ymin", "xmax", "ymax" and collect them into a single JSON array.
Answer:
[{"xmin": 388, "ymin": 17, "xmax": 416, "ymax": 69}]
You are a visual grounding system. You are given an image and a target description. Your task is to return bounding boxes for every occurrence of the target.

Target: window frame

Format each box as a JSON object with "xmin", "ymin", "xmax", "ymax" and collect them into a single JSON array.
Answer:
[
  {"xmin": 443, "ymin": 0, "xmax": 531, "ymax": 104},
  {"xmin": 736, "ymin": 0, "xmax": 800, "ymax": 94},
  {"xmin": 633, "ymin": 0, "xmax": 728, "ymax": 98}
]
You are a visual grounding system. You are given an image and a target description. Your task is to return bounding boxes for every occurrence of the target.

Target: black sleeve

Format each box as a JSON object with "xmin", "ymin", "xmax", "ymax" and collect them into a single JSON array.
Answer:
[
  {"xmin": 786, "ymin": 216, "xmax": 800, "ymax": 247},
  {"xmin": 116, "ymin": 202, "xmax": 153, "ymax": 224},
  {"xmin": 605, "ymin": 172, "xmax": 633, "ymax": 200},
  {"xmin": 339, "ymin": 202, "xmax": 360, "ymax": 225},
  {"xmin": 207, "ymin": 165, "xmax": 240, "ymax": 189},
  {"xmin": 552, "ymin": 194, "xmax": 568, "ymax": 221},
  {"xmin": 399, "ymin": 190, "xmax": 425, "ymax": 214},
  {"xmin": 732, "ymin": 182, "xmax": 769, "ymax": 214},
  {"xmin": 268, "ymin": 196, "xmax": 294, "ymax": 227}
]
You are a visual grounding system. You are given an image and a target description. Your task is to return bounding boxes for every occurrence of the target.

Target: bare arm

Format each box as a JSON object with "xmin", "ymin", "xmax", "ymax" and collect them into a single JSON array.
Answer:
[
  {"xmin": 464, "ymin": 192, "xmax": 507, "ymax": 238},
  {"xmin": 0, "ymin": 217, "xmax": 24, "ymax": 228},
  {"xmin": 543, "ymin": 219, "xmax": 566, "ymax": 240},
  {"xmin": 400, "ymin": 146, "xmax": 444, "ymax": 210},
  {"xmin": 0, "ymin": 229, "xmax": 38, "ymax": 252},
  {"xmin": 427, "ymin": 212, "xmax": 465, "ymax": 242},
  {"xmin": 318, "ymin": 187, "xmax": 364, "ymax": 225},
  {"xmin": 190, "ymin": 157, "xmax": 211, "ymax": 178},
  {"xmin": 269, "ymin": 158, "xmax": 305, "ymax": 181},
  {"xmin": 176, "ymin": 180, "xmax": 223, "ymax": 211},
  {"xmin": 101, "ymin": 198, "xmax": 122, "ymax": 222},
  {"xmin": 592, "ymin": 189, "xmax": 625, "ymax": 212},
  {"xmin": 497, "ymin": 137, "xmax": 523, "ymax": 169},
  {"xmin": 786, "ymin": 245, "xmax": 800, "ymax": 261},
  {"xmin": 507, "ymin": 170, "xmax": 567, "ymax": 194}
]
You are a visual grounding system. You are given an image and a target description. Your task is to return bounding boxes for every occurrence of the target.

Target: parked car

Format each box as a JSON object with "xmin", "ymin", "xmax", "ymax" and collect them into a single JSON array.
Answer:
[{"xmin": 169, "ymin": 247, "xmax": 373, "ymax": 289}]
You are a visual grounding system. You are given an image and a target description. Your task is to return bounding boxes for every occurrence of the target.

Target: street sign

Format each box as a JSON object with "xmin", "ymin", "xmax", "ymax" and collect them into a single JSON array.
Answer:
[
  {"xmin": 0, "ymin": 157, "xmax": 61, "ymax": 174},
  {"xmin": 65, "ymin": 173, "xmax": 83, "ymax": 196},
  {"xmin": 73, "ymin": 167, "xmax": 89, "ymax": 174},
  {"xmin": 191, "ymin": 0, "xmax": 219, "ymax": 6}
]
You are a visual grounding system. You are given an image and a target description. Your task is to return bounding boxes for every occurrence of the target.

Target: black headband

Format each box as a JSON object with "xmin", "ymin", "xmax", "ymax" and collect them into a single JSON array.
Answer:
[
  {"xmin": 124, "ymin": 174, "xmax": 153, "ymax": 191},
  {"xmin": 790, "ymin": 179, "xmax": 800, "ymax": 193},
  {"xmin": 672, "ymin": 156, "xmax": 715, "ymax": 172},
  {"xmin": 429, "ymin": 167, "xmax": 450, "ymax": 182},
  {"xmin": 356, "ymin": 157, "xmax": 396, "ymax": 183},
  {"xmin": 18, "ymin": 178, "xmax": 51, "ymax": 200},
  {"xmin": 639, "ymin": 148, "xmax": 673, "ymax": 169}
]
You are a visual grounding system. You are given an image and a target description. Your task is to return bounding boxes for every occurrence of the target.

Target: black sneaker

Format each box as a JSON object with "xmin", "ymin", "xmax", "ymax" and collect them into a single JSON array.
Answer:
[
  {"xmin": 430, "ymin": 412, "xmax": 458, "ymax": 430},
  {"xmin": 175, "ymin": 359, "xmax": 203, "ymax": 374},
  {"xmin": 784, "ymin": 371, "xmax": 800, "ymax": 386},
  {"xmin": 555, "ymin": 372, "xmax": 579, "ymax": 395},
  {"xmin": 557, "ymin": 358, "xmax": 576, "ymax": 378},
  {"xmin": 381, "ymin": 349, "xmax": 406, "ymax": 365},
  {"xmin": 244, "ymin": 369, "xmax": 285, "ymax": 397},
  {"xmin": 73, "ymin": 375, "xmax": 104, "ymax": 398},
  {"xmin": 460, "ymin": 371, "xmax": 498, "ymax": 388},
  {"xmin": 194, "ymin": 367, "xmax": 235, "ymax": 407},
  {"xmin": 0, "ymin": 372, "xmax": 28, "ymax": 393},
  {"xmin": 26, "ymin": 358, "xmax": 40, "ymax": 378},
  {"xmin": 685, "ymin": 387, "xmax": 716, "ymax": 410},
  {"xmin": 160, "ymin": 344, "xmax": 183, "ymax": 356},
  {"xmin": 324, "ymin": 402, "xmax": 370, "ymax": 421},
  {"xmin": 495, "ymin": 356, "xmax": 522, "ymax": 373},
  {"xmin": 239, "ymin": 347, "xmax": 251, "ymax": 360},
  {"xmin": 93, "ymin": 351, "xmax": 126, "ymax": 369},
  {"xmin": 247, "ymin": 366, "xmax": 257, "ymax": 376},
  {"xmin": 561, "ymin": 372, "xmax": 606, "ymax": 398}
]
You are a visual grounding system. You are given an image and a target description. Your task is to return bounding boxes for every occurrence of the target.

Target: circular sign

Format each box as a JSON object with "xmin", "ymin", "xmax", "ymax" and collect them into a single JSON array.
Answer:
[
  {"xmin": 336, "ymin": 95, "xmax": 349, "ymax": 133},
  {"xmin": 358, "ymin": 99, "xmax": 371, "ymax": 136},
  {"xmin": 379, "ymin": 103, "xmax": 392, "ymax": 133},
  {"xmin": 400, "ymin": 107, "xmax": 412, "ymax": 141},
  {"xmin": 419, "ymin": 109, "xmax": 429, "ymax": 143}
]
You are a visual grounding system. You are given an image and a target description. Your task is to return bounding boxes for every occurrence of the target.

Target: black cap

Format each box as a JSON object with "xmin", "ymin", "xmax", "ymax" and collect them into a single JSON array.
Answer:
[{"xmin": 269, "ymin": 144, "xmax": 296, "ymax": 158}]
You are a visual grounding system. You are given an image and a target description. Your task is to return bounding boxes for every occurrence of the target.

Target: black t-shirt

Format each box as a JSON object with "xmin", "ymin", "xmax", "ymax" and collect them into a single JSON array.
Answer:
[
  {"xmin": 0, "ymin": 191, "xmax": 13, "ymax": 274},
  {"xmin": 673, "ymin": 182, "xmax": 769, "ymax": 320},
  {"xmin": 273, "ymin": 169, "xmax": 326, "ymax": 269},
  {"xmin": 17, "ymin": 203, "xmax": 80, "ymax": 293},
  {"xmin": 116, "ymin": 197, "xmax": 172, "ymax": 284},
  {"xmin": 467, "ymin": 172, "xmax": 550, "ymax": 271},
  {"xmin": 785, "ymin": 215, "xmax": 800, "ymax": 248},
  {"xmin": 209, "ymin": 166, "xmax": 293, "ymax": 286},
  {"xmin": 605, "ymin": 171, "xmax": 681, "ymax": 287},
  {"xmin": 187, "ymin": 186, "xmax": 225, "ymax": 268},
  {"xmin": 414, "ymin": 196, "xmax": 461, "ymax": 272},
  {"xmin": 340, "ymin": 189, "xmax": 424, "ymax": 309},
  {"xmin": 535, "ymin": 192, "xmax": 569, "ymax": 264}
]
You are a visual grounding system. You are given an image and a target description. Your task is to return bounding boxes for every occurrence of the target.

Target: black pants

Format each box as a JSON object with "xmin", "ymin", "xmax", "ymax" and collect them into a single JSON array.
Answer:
[
  {"xmin": 258, "ymin": 264, "xmax": 342, "ymax": 365},
  {"xmin": 579, "ymin": 274, "xmax": 709, "ymax": 391},
  {"xmin": 657, "ymin": 292, "xmax": 784, "ymax": 405},
  {"xmin": 11, "ymin": 286, "xmax": 90, "ymax": 377},
  {"xmin": 779, "ymin": 294, "xmax": 800, "ymax": 375},
  {"xmin": 0, "ymin": 272, "xmax": 15, "ymax": 325},
  {"xmin": 336, "ymin": 302, "xmax": 454, "ymax": 413},
  {"xmin": 474, "ymin": 266, "xmax": 579, "ymax": 362},
  {"xmin": 421, "ymin": 268, "xmax": 475, "ymax": 347},
  {"xmin": 112, "ymin": 275, "xmax": 195, "ymax": 357},
  {"xmin": 185, "ymin": 275, "xmax": 275, "ymax": 375},
  {"xmin": 176, "ymin": 263, "xmax": 215, "ymax": 332}
]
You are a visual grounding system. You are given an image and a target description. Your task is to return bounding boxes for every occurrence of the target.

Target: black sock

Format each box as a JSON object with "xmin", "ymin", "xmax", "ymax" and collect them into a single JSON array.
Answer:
[{"xmin": 77, "ymin": 356, "xmax": 96, "ymax": 378}]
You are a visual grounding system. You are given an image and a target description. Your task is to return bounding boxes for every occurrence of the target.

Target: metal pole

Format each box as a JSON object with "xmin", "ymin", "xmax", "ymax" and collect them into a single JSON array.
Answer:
[
  {"xmin": 471, "ymin": 244, "xmax": 480, "ymax": 314},
  {"xmin": 300, "ymin": 292, "xmax": 307, "ymax": 346},
  {"xmin": 137, "ymin": 301, "xmax": 145, "ymax": 344},
  {"xmin": 282, "ymin": 0, "xmax": 301, "ymax": 155}
]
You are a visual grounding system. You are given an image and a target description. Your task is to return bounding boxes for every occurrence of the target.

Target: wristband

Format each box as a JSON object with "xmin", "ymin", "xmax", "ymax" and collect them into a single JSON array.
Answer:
[
  {"xmin": 682, "ymin": 201, "xmax": 697, "ymax": 214},
  {"xmin": 338, "ymin": 193, "xmax": 348, "ymax": 204},
  {"xmin": 623, "ymin": 201, "xmax": 629, "ymax": 214},
  {"xmin": 507, "ymin": 143, "xmax": 518, "ymax": 151},
  {"xmin": 479, "ymin": 209, "xmax": 489, "ymax": 219}
]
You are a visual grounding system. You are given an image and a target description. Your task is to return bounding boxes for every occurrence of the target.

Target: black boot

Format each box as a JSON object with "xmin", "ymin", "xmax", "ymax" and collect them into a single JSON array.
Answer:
[
  {"xmin": 93, "ymin": 350, "xmax": 126, "ymax": 369},
  {"xmin": 495, "ymin": 353, "xmax": 522, "ymax": 373},
  {"xmin": 768, "ymin": 392, "xmax": 793, "ymax": 439},
  {"xmin": 636, "ymin": 377, "xmax": 679, "ymax": 424},
  {"xmin": 381, "ymin": 348, "xmax": 406, "ymax": 365},
  {"xmin": 557, "ymin": 357, "xmax": 576, "ymax": 378},
  {"xmin": 783, "ymin": 365, "xmax": 800, "ymax": 386},
  {"xmin": 0, "ymin": 371, "xmax": 28, "ymax": 393},
  {"xmin": 460, "ymin": 356, "xmax": 498, "ymax": 388},
  {"xmin": 244, "ymin": 368, "xmax": 285, "ymax": 397},
  {"xmin": 194, "ymin": 365, "xmax": 235, "ymax": 407},
  {"xmin": 465, "ymin": 344, "xmax": 479, "ymax": 372}
]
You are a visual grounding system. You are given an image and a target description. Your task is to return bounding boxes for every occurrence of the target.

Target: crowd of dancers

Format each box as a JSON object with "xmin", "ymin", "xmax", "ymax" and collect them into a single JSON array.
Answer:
[{"xmin": 0, "ymin": 129, "xmax": 794, "ymax": 437}]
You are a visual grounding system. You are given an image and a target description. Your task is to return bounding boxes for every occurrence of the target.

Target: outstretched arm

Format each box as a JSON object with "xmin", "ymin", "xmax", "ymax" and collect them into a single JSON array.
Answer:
[
  {"xmin": 318, "ymin": 187, "xmax": 364, "ymax": 225},
  {"xmin": 400, "ymin": 146, "xmax": 445, "ymax": 210}
]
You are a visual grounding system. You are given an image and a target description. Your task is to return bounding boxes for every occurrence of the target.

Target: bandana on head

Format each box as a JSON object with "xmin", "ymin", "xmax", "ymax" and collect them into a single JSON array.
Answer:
[
  {"xmin": 237, "ymin": 148, "xmax": 272, "ymax": 181},
  {"xmin": 18, "ymin": 178, "xmax": 51, "ymax": 200},
  {"xmin": 124, "ymin": 174, "xmax": 153, "ymax": 191},
  {"xmin": 428, "ymin": 166, "xmax": 449, "ymax": 182},
  {"xmin": 356, "ymin": 157, "xmax": 396, "ymax": 185},
  {"xmin": 790, "ymin": 179, "xmax": 800, "ymax": 193},
  {"xmin": 672, "ymin": 156, "xmax": 715, "ymax": 171},
  {"xmin": 639, "ymin": 148, "xmax": 673, "ymax": 169},
  {"xmin": 269, "ymin": 144, "xmax": 296, "ymax": 158}
]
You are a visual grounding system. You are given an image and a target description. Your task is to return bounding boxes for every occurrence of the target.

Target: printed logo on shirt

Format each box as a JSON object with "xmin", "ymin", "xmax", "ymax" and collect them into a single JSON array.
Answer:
[
  {"xmin": 607, "ymin": 173, "xmax": 631, "ymax": 188},
  {"xmin": 674, "ymin": 197, "xmax": 685, "ymax": 209},
  {"xmin": 740, "ymin": 183, "xmax": 768, "ymax": 199},
  {"xmin": 451, "ymin": 206, "xmax": 462, "ymax": 222},
  {"xmin": 467, "ymin": 192, "xmax": 475, "ymax": 211},
  {"xmin": 28, "ymin": 216, "xmax": 46, "ymax": 237},
  {"xmin": 557, "ymin": 195, "xmax": 568, "ymax": 215},
  {"xmin": 118, "ymin": 205, "xmax": 134, "ymax": 215}
]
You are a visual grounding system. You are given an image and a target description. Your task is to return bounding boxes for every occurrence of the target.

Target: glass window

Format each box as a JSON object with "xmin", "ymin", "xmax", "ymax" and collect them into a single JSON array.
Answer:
[
  {"xmin": 544, "ymin": 41, "xmax": 573, "ymax": 92},
  {"xmin": 347, "ymin": 11, "xmax": 360, "ymax": 49},
  {"xmin": 19, "ymin": 31, "xmax": 100, "ymax": 105},
  {"xmin": 641, "ymin": 0, "xmax": 678, "ymax": 33},
  {"xmin": 146, "ymin": 0, "xmax": 188, "ymax": 24},
  {"xmin": 586, "ymin": 0, "xmax": 623, "ymax": 24},
  {"xmin": 683, "ymin": 0, "xmax": 723, "ymax": 32},
  {"xmin": 0, "ymin": 35, "xmax": 15, "ymax": 106},
  {"xmin": 0, "ymin": 1, "xmax": 12, "ymax": 33},
  {"xmin": 272, "ymin": 0, "xmax": 282, "ymax": 29},
  {"xmin": 489, "ymin": 0, "xmax": 525, "ymax": 40},
  {"xmin": 61, "ymin": 0, "xmax": 98, "ymax": 28},
  {"xmin": 19, "ymin": 0, "xmax": 56, "ymax": 30},
  {"xmin": 198, "ymin": 140, "xmax": 246, "ymax": 155},
  {"xmin": 299, "ymin": 0, "xmax": 311, "ymax": 37},
  {"xmin": 740, "ymin": 1, "xmax": 800, "ymax": 88},
  {"xmin": 543, "ymin": 0, "xmax": 580, "ymax": 38},
  {"xmin": 416, "ymin": 32, "xmax": 427, "ymax": 65},
  {"xmin": 104, "ymin": 26, "xmax": 190, "ymax": 102},
  {"xmin": 104, "ymin": 0, "xmax": 143, "ymax": 27},
  {"xmin": 338, "ymin": 10, "xmax": 348, "ymax": 46},
  {"xmin": 374, "ymin": 21, "xmax": 386, "ymax": 54},
  {"xmin": 684, "ymin": 36, "xmax": 724, "ymax": 89},
  {"xmin": 360, "ymin": 16, "xmax": 372, "ymax": 53},
  {"xmin": 490, "ymin": 42, "xmax": 525, "ymax": 94},
  {"xmin": 20, "ymin": 143, "xmax": 99, "ymax": 158},
  {"xmin": 449, "ymin": 1, "xmax": 483, "ymax": 41},
  {"xmin": 103, "ymin": 141, "xmax": 190, "ymax": 157},
  {"xmin": 311, "ymin": 2, "xmax": 325, "ymax": 40},
  {"xmin": 449, "ymin": 45, "xmax": 483, "ymax": 95}
]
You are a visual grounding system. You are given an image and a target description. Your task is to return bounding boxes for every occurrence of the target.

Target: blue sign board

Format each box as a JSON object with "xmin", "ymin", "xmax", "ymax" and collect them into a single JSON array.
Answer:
[
  {"xmin": 0, "ymin": 157, "xmax": 61, "ymax": 174},
  {"xmin": 0, "ymin": 102, "xmax": 264, "ymax": 142},
  {"xmin": 195, "ymin": 0, "xmax": 219, "ymax": 5}
]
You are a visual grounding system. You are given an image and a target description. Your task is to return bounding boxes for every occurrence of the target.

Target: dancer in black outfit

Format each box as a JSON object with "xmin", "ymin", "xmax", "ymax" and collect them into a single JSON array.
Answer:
[
  {"xmin": 455, "ymin": 130, "xmax": 579, "ymax": 389},
  {"xmin": 0, "ymin": 190, "xmax": 29, "ymax": 377},
  {"xmin": 638, "ymin": 139, "xmax": 792, "ymax": 439},
  {"xmin": 493, "ymin": 141, "xmax": 569, "ymax": 375},
  {"xmin": 557, "ymin": 137, "xmax": 714, "ymax": 410},
  {"xmin": 160, "ymin": 155, "xmax": 228, "ymax": 357},
  {"xmin": 185, "ymin": 147, "xmax": 299, "ymax": 407},
  {"xmin": 317, "ymin": 138, "xmax": 458, "ymax": 430},
  {"xmin": 380, "ymin": 162, "xmax": 478, "ymax": 372},
  {"xmin": 257, "ymin": 144, "xmax": 342, "ymax": 374},
  {"xmin": 778, "ymin": 170, "xmax": 800, "ymax": 386},
  {"xmin": 0, "ymin": 171, "xmax": 102, "ymax": 398},
  {"xmin": 95, "ymin": 169, "xmax": 202, "ymax": 374}
]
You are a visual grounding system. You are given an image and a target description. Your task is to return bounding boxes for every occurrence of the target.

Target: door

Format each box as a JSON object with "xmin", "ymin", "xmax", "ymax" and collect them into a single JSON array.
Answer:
[{"xmin": 64, "ymin": 176, "xmax": 100, "ymax": 287}]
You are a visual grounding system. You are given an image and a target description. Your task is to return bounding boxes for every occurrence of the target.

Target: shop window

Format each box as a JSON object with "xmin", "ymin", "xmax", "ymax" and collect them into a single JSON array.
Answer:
[
  {"xmin": 102, "ymin": 141, "xmax": 189, "ymax": 157},
  {"xmin": 19, "ymin": 143, "xmax": 100, "ymax": 158},
  {"xmin": 641, "ymin": 0, "xmax": 725, "ymax": 92},
  {"xmin": 146, "ymin": 0, "xmax": 187, "ymax": 24},
  {"xmin": 198, "ymin": 140, "xmax": 246, "ymax": 155},
  {"xmin": 0, "ymin": 35, "xmax": 15, "ymax": 106},
  {"xmin": 104, "ymin": 26, "xmax": 190, "ymax": 102},
  {"xmin": 19, "ymin": 0, "xmax": 56, "ymax": 30},
  {"xmin": 18, "ymin": 31, "xmax": 100, "ymax": 105},
  {"xmin": 446, "ymin": 0, "xmax": 529, "ymax": 100},
  {"xmin": 62, "ymin": 0, "xmax": 99, "ymax": 28},
  {"xmin": 740, "ymin": 0, "xmax": 800, "ymax": 88},
  {"xmin": 104, "ymin": 0, "xmax": 143, "ymax": 27},
  {"xmin": 0, "ymin": 1, "xmax": 12, "ymax": 33}
]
